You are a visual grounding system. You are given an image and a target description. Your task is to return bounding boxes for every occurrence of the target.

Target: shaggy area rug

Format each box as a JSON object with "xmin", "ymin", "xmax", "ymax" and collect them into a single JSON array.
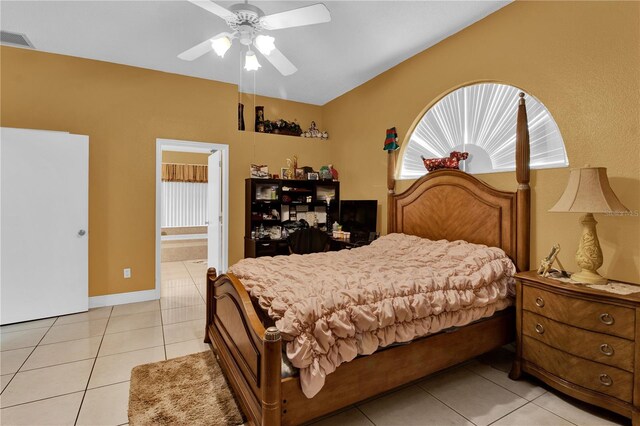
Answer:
[{"xmin": 128, "ymin": 351, "xmax": 244, "ymax": 425}]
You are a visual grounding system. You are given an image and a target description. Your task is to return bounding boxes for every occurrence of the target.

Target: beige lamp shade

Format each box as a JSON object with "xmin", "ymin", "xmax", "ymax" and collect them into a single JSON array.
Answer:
[{"xmin": 549, "ymin": 167, "xmax": 629, "ymax": 213}]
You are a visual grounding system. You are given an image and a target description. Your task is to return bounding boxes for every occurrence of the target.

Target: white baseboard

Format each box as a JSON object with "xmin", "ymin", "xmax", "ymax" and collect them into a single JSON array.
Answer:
[{"xmin": 89, "ymin": 288, "xmax": 160, "ymax": 308}]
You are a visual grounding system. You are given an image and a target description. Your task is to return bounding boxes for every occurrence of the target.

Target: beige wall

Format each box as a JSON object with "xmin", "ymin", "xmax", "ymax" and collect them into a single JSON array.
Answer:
[
  {"xmin": 0, "ymin": 46, "xmax": 330, "ymax": 296},
  {"xmin": 323, "ymin": 1, "xmax": 640, "ymax": 283},
  {"xmin": 1, "ymin": 0, "xmax": 638, "ymax": 296}
]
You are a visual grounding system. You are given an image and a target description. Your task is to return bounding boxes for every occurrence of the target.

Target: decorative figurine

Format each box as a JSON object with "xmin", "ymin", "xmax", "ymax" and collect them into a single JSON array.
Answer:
[
  {"xmin": 255, "ymin": 106, "xmax": 265, "ymax": 132},
  {"xmin": 538, "ymin": 244, "xmax": 561, "ymax": 277},
  {"xmin": 286, "ymin": 155, "xmax": 298, "ymax": 180},
  {"xmin": 328, "ymin": 164, "xmax": 339, "ymax": 181},
  {"xmin": 421, "ymin": 151, "xmax": 469, "ymax": 172},
  {"xmin": 303, "ymin": 121, "xmax": 329, "ymax": 140},
  {"xmin": 383, "ymin": 127, "xmax": 399, "ymax": 151},
  {"xmin": 319, "ymin": 165, "xmax": 332, "ymax": 180}
]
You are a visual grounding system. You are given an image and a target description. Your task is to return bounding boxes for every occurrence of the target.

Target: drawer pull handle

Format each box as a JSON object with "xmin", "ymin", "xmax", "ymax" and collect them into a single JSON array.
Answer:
[
  {"xmin": 599, "ymin": 313, "xmax": 614, "ymax": 325},
  {"xmin": 599, "ymin": 344, "xmax": 614, "ymax": 356},
  {"xmin": 535, "ymin": 323, "xmax": 545, "ymax": 334},
  {"xmin": 535, "ymin": 297, "xmax": 545, "ymax": 308},
  {"xmin": 599, "ymin": 374, "xmax": 613, "ymax": 386},
  {"xmin": 260, "ymin": 243, "xmax": 270, "ymax": 247}
]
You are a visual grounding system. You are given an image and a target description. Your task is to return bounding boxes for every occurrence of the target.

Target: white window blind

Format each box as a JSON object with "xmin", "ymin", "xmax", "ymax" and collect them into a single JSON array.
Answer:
[
  {"xmin": 399, "ymin": 83, "xmax": 569, "ymax": 179},
  {"xmin": 161, "ymin": 181, "xmax": 208, "ymax": 227}
]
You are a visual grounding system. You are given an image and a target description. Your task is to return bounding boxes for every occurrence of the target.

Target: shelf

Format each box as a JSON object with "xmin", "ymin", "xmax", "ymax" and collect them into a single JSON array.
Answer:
[{"xmin": 238, "ymin": 130, "xmax": 329, "ymax": 142}]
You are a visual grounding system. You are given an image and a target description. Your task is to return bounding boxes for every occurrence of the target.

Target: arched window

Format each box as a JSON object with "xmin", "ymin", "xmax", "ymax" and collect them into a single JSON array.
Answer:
[{"xmin": 398, "ymin": 83, "xmax": 569, "ymax": 179}]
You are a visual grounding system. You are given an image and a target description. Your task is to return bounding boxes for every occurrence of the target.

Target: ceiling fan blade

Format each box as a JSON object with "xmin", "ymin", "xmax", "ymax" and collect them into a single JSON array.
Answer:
[
  {"xmin": 187, "ymin": 0, "xmax": 236, "ymax": 21},
  {"xmin": 260, "ymin": 3, "xmax": 331, "ymax": 30},
  {"xmin": 178, "ymin": 39, "xmax": 213, "ymax": 61},
  {"xmin": 178, "ymin": 32, "xmax": 230, "ymax": 61},
  {"xmin": 261, "ymin": 47, "xmax": 297, "ymax": 76}
]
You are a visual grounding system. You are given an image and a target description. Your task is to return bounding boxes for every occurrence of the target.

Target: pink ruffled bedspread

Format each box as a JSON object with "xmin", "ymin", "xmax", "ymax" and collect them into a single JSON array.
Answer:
[{"xmin": 229, "ymin": 233, "xmax": 515, "ymax": 398}]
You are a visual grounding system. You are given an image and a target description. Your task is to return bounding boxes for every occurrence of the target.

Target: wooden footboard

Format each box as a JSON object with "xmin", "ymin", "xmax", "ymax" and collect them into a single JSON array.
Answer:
[
  {"xmin": 280, "ymin": 309, "xmax": 514, "ymax": 425},
  {"xmin": 205, "ymin": 267, "xmax": 282, "ymax": 426}
]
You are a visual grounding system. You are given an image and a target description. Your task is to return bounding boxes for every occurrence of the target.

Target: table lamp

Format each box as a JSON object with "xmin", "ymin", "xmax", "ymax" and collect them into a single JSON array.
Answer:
[{"xmin": 549, "ymin": 167, "xmax": 629, "ymax": 284}]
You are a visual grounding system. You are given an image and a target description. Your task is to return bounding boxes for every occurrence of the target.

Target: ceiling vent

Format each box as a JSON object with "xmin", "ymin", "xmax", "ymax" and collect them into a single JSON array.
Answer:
[{"xmin": 0, "ymin": 31, "xmax": 34, "ymax": 49}]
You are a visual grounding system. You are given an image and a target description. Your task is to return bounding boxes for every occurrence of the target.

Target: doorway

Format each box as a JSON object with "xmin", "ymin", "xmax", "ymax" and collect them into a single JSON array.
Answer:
[{"xmin": 155, "ymin": 138, "xmax": 229, "ymax": 295}]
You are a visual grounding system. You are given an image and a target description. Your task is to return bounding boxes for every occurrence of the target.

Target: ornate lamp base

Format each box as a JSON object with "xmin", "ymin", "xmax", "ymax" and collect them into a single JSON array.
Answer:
[
  {"xmin": 572, "ymin": 213, "xmax": 607, "ymax": 285},
  {"xmin": 571, "ymin": 269, "xmax": 607, "ymax": 285}
]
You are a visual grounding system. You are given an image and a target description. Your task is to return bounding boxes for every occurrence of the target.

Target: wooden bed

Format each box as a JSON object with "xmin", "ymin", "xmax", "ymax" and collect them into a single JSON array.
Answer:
[{"xmin": 205, "ymin": 93, "xmax": 532, "ymax": 426}]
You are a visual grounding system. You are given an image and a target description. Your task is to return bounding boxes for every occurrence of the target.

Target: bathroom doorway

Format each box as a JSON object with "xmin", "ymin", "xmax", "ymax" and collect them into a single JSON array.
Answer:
[{"xmin": 155, "ymin": 139, "xmax": 229, "ymax": 296}]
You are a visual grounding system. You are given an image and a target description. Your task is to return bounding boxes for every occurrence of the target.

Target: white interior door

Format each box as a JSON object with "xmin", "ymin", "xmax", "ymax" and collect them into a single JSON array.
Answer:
[
  {"xmin": 1, "ymin": 128, "xmax": 88, "ymax": 324},
  {"xmin": 207, "ymin": 150, "xmax": 221, "ymax": 273}
]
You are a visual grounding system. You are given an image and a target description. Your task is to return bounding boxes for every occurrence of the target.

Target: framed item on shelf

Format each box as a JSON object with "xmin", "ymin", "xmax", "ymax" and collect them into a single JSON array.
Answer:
[
  {"xmin": 250, "ymin": 164, "xmax": 269, "ymax": 179},
  {"xmin": 295, "ymin": 168, "xmax": 305, "ymax": 180},
  {"xmin": 281, "ymin": 167, "xmax": 290, "ymax": 179},
  {"xmin": 308, "ymin": 172, "xmax": 319, "ymax": 180}
]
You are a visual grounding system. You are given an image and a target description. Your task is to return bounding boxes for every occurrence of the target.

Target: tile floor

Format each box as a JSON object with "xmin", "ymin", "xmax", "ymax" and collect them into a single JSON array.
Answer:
[
  {"xmin": 0, "ymin": 259, "xmax": 631, "ymax": 426},
  {"xmin": 0, "ymin": 259, "xmax": 208, "ymax": 426},
  {"xmin": 311, "ymin": 353, "xmax": 630, "ymax": 426}
]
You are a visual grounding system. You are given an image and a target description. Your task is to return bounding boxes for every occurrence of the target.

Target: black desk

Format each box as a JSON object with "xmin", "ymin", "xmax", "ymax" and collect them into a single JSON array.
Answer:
[{"xmin": 329, "ymin": 235, "xmax": 373, "ymax": 251}]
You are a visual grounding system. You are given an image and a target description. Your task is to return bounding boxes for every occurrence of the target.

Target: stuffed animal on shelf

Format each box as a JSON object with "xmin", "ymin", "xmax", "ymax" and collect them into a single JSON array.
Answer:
[{"xmin": 421, "ymin": 151, "xmax": 469, "ymax": 172}]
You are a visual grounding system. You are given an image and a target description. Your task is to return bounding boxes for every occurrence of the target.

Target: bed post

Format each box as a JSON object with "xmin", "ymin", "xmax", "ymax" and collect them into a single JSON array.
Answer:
[
  {"xmin": 387, "ymin": 149, "xmax": 397, "ymax": 233},
  {"xmin": 261, "ymin": 327, "xmax": 282, "ymax": 426},
  {"xmin": 204, "ymin": 267, "xmax": 217, "ymax": 344},
  {"xmin": 515, "ymin": 93, "xmax": 531, "ymax": 272}
]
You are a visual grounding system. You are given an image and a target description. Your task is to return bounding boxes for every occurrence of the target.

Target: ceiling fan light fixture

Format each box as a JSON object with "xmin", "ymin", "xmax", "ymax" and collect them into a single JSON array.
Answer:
[
  {"xmin": 211, "ymin": 36, "xmax": 231, "ymax": 57},
  {"xmin": 244, "ymin": 50, "xmax": 261, "ymax": 71},
  {"xmin": 255, "ymin": 35, "xmax": 275, "ymax": 56}
]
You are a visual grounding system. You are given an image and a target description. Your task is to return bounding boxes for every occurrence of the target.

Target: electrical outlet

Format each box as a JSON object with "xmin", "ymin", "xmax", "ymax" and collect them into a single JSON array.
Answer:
[{"xmin": 123, "ymin": 268, "xmax": 131, "ymax": 279}]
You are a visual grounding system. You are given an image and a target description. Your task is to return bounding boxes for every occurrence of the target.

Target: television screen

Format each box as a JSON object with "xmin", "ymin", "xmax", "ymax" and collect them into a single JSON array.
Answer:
[{"xmin": 339, "ymin": 200, "xmax": 377, "ymax": 241}]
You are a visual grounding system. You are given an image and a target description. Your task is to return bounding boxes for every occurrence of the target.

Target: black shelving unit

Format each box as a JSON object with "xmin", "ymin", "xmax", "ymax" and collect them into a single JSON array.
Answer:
[{"xmin": 244, "ymin": 178, "xmax": 340, "ymax": 258}]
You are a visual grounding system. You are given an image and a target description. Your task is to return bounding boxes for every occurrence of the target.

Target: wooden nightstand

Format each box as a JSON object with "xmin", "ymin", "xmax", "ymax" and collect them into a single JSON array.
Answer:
[{"xmin": 510, "ymin": 271, "xmax": 640, "ymax": 425}]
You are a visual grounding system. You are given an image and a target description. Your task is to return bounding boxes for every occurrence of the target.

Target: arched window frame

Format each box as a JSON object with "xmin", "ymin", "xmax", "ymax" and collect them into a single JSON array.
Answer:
[{"xmin": 397, "ymin": 82, "xmax": 569, "ymax": 179}]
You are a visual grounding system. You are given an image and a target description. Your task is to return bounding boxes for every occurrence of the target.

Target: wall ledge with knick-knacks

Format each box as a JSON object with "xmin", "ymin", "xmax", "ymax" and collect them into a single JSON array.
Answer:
[
  {"xmin": 237, "ymin": 130, "xmax": 329, "ymax": 144},
  {"xmin": 249, "ymin": 104, "xmax": 329, "ymax": 140}
]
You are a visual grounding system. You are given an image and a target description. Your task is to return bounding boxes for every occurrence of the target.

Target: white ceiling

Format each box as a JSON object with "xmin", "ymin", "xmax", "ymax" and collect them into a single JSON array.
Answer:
[{"xmin": 0, "ymin": 0, "xmax": 510, "ymax": 105}]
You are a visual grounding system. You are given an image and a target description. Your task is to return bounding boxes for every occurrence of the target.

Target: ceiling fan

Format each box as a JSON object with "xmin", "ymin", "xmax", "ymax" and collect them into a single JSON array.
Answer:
[{"xmin": 178, "ymin": 0, "xmax": 331, "ymax": 76}]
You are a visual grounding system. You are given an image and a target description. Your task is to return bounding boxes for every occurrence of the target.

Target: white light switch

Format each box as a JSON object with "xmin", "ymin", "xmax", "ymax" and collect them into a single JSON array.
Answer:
[{"xmin": 123, "ymin": 268, "xmax": 131, "ymax": 279}]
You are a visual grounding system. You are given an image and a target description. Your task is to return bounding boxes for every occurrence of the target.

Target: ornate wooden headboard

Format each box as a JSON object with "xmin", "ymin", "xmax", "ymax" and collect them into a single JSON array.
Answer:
[{"xmin": 388, "ymin": 93, "xmax": 531, "ymax": 272}]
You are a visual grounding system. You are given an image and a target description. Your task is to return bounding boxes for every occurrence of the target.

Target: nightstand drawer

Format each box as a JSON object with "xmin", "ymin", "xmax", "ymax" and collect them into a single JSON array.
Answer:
[
  {"xmin": 522, "ymin": 285, "xmax": 635, "ymax": 339},
  {"xmin": 523, "ymin": 335, "xmax": 633, "ymax": 402},
  {"xmin": 523, "ymin": 311, "xmax": 634, "ymax": 372}
]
